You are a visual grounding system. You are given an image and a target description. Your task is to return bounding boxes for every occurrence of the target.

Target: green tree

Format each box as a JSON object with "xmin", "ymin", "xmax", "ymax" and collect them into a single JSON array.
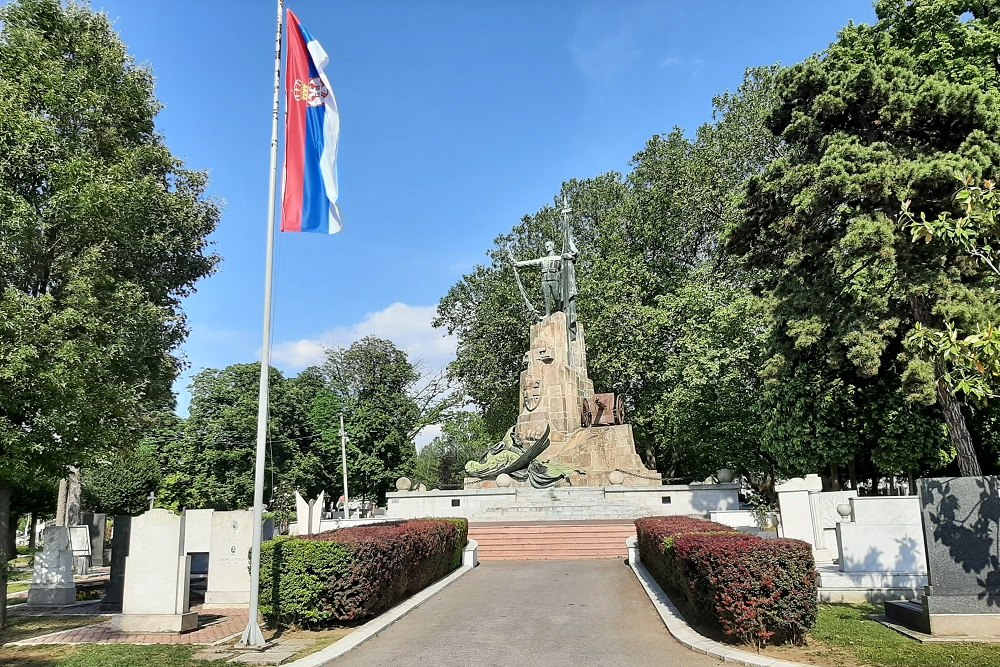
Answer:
[
  {"xmin": 0, "ymin": 0, "xmax": 219, "ymax": 625},
  {"xmin": 319, "ymin": 337, "xmax": 456, "ymax": 503},
  {"xmin": 435, "ymin": 67, "xmax": 782, "ymax": 480},
  {"xmin": 413, "ymin": 412, "xmax": 493, "ymax": 489},
  {"xmin": 82, "ymin": 445, "xmax": 161, "ymax": 516},
  {"xmin": 157, "ymin": 364, "xmax": 311, "ymax": 511},
  {"xmin": 727, "ymin": 0, "xmax": 1000, "ymax": 477}
]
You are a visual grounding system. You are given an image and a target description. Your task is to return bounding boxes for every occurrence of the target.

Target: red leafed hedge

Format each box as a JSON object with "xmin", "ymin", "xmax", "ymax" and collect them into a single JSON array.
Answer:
[
  {"xmin": 636, "ymin": 516, "xmax": 817, "ymax": 647},
  {"xmin": 260, "ymin": 518, "xmax": 467, "ymax": 628}
]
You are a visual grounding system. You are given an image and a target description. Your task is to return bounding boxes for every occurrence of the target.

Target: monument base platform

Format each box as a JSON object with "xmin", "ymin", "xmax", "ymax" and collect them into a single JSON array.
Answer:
[
  {"xmin": 111, "ymin": 611, "xmax": 198, "ymax": 633},
  {"xmin": 27, "ymin": 584, "xmax": 76, "ymax": 606},
  {"xmin": 202, "ymin": 591, "xmax": 249, "ymax": 609},
  {"xmin": 387, "ymin": 483, "xmax": 739, "ymax": 522}
]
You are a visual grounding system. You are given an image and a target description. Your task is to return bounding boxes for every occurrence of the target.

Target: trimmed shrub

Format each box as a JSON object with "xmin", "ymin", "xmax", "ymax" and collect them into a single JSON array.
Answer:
[
  {"xmin": 636, "ymin": 516, "xmax": 817, "ymax": 647},
  {"xmin": 260, "ymin": 518, "xmax": 467, "ymax": 628}
]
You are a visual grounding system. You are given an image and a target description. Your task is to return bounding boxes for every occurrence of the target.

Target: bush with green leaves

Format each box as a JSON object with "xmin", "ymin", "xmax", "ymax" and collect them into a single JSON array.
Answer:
[{"xmin": 260, "ymin": 518, "xmax": 467, "ymax": 628}]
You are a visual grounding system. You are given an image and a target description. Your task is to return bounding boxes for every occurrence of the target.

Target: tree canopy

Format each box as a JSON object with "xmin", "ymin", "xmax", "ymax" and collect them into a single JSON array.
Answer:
[
  {"xmin": 727, "ymin": 0, "xmax": 1000, "ymax": 477},
  {"xmin": 0, "ymin": 0, "xmax": 220, "ymax": 626}
]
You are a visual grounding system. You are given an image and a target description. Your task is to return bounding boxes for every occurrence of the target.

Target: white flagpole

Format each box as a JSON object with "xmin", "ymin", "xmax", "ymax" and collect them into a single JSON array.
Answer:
[
  {"xmin": 241, "ymin": 0, "xmax": 284, "ymax": 648},
  {"xmin": 340, "ymin": 414, "xmax": 350, "ymax": 518}
]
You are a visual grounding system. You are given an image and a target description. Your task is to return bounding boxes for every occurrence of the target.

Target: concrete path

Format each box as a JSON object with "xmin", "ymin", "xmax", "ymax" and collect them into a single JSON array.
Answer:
[{"xmin": 331, "ymin": 560, "xmax": 722, "ymax": 666}]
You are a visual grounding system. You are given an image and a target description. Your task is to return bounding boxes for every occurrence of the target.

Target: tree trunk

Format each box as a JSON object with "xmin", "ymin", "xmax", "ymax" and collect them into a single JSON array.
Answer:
[
  {"xmin": 28, "ymin": 513, "xmax": 36, "ymax": 550},
  {"xmin": 0, "ymin": 480, "xmax": 11, "ymax": 629},
  {"xmin": 909, "ymin": 294, "xmax": 983, "ymax": 477},
  {"xmin": 936, "ymin": 376, "xmax": 982, "ymax": 476}
]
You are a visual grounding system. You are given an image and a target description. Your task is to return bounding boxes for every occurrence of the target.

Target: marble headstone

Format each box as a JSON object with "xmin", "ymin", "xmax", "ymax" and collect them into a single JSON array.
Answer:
[
  {"xmin": 27, "ymin": 526, "xmax": 76, "ymax": 606},
  {"xmin": 203, "ymin": 510, "xmax": 253, "ymax": 608},
  {"xmin": 111, "ymin": 509, "xmax": 197, "ymax": 633}
]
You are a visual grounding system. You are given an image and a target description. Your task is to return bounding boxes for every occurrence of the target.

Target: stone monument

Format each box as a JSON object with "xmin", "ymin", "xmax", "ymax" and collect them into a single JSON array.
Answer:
[
  {"xmin": 111, "ymin": 509, "xmax": 197, "ymax": 633},
  {"xmin": 101, "ymin": 515, "xmax": 130, "ymax": 611},
  {"xmin": 27, "ymin": 526, "xmax": 76, "ymax": 606},
  {"xmin": 465, "ymin": 199, "xmax": 660, "ymax": 488},
  {"xmin": 885, "ymin": 476, "xmax": 1000, "ymax": 636},
  {"xmin": 82, "ymin": 513, "xmax": 107, "ymax": 567},
  {"xmin": 203, "ymin": 510, "xmax": 253, "ymax": 609}
]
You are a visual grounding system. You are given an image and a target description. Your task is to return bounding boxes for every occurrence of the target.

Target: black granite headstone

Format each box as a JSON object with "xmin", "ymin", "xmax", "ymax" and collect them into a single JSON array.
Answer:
[
  {"xmin": 918, "ymin": 476, "xmax": 1000, "ymax": 614},
  {"xmin": 82, "ymin": 512, "xmax": 107, "ymax": 567},
  {"xmin": 100, "ymin": 515, "xmax": 131, "ymax": 612}
]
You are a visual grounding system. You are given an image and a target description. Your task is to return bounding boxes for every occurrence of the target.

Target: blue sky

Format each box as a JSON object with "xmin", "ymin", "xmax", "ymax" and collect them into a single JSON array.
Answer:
[{"xmin": 78, "ymin": 0, "xmax": 878, "ymax": 421}]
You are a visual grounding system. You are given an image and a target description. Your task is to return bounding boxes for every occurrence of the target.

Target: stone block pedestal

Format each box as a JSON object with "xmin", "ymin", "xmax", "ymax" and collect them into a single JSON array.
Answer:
[
  {"xmin": 111, "ymin": 612, "xmax": 198, "ymax": 633},
  {"xmin": 28, "ymin": 583, "xmax": 76, "ymax": 606}
]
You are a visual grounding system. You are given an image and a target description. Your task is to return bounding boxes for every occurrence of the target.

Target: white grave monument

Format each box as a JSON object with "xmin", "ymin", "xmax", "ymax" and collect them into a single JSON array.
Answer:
[
  {"xmin": 294, "ymin": 490, "xmax": 324, "ymax": 535},
  {"xmin": 203, "ymin": 510, "xmax": 253, "ymax": 609},
  {"xmin": 111, "ymin": 509, "xmax": 197, "ymax": 633},
  {"xmin": 27, "ymin": 526, "xmax": 76, "ymax": 606}
]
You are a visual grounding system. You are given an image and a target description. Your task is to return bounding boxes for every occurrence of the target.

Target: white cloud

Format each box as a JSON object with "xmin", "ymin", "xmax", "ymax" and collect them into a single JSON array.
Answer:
[
  {"xmin": 270, "ymin": 302, "xmax": 457, "ymax": 373},
  {"xmin": 414, "ymin": 424, "xmax": 442, "ymax": 451}
]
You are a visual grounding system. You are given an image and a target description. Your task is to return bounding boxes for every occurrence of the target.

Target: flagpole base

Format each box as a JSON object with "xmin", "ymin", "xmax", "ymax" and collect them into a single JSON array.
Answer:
[{"xmin": 240, "ymin": 621, "xmax": 266, "ymax": 647}]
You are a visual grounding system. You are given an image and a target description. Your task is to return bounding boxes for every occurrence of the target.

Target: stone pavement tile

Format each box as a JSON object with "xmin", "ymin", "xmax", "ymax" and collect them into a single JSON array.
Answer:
[
  {"xmin": 227, "ymin": 651, "xmax": 293, "ymax": 665},
  {"xmin": 193, "ymin": 650, "xmax": 236, "ymax": 661}
]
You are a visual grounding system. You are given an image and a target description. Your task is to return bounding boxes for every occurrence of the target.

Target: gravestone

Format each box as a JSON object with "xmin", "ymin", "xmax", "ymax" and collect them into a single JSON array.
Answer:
[
  {"xmin": 294, "ymin": 490, "xmax": 324, "ymax": 534},
  {"xmin": 27, "ymin": 526, "xmax": 76, "ymax": 606},
  {"xmin": 82, "ymin": 513, "xmax": 107, "ymax": 567},
  {"xmin": 203, "ymin": 510, "xmax": 253, "ymax": 608},
  {"xmin": 183, "ymin": 509, "xmax": 214, "ymax": 554},
  {"xmin": 886, "ymin": 476, "xmax": 1000, "ymax": 636},
  {"xmin": 68, "ymin": 524, "xmax": 91, "ymax": 575},
  {"xmin": 101, "ymin": 515, "xmax": 131, "ymax": 611},
  {"xmin": 111, "ymin": 509, "xmax": 197, "ymax": 632}
]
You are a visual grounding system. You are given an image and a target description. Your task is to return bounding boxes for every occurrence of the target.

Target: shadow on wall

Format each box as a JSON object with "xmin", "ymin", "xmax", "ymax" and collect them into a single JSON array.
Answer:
[
  {"xmin": 839, "ymin": 536, "xmax": 922, "ymax": 574},
  {"xmin": 922, "ymin": 476, "xmax": 1000, "ymax": 606}
]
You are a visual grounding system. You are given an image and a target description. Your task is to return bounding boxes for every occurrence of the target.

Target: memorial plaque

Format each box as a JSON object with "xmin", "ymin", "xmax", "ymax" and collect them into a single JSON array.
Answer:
[{"xmin": 68, "ymin": 525, "xmax": 92, "ymax": 556}]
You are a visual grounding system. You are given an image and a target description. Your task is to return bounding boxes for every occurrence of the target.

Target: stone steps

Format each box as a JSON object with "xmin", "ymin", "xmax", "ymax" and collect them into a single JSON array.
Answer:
[
  {"xmin": 815, "ymin": 562, "xmax": 927, "ymax": 603},
  {"xmin": 469, "ymin": 521, "xmax": 635, "ymax": 560}
]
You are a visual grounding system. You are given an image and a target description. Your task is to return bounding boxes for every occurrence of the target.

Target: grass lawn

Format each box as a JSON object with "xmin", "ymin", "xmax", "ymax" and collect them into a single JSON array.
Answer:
[
  {"xmin": 760, "ymin": 603, "xmax": 1000, "ymax": 667},
  {"xmin": 0, "ymin": 617, "xmax": 351, "ymax": 666},
  {"xmin": 0, "ymin": 644, "xmax": 219, "ymax": 666}
]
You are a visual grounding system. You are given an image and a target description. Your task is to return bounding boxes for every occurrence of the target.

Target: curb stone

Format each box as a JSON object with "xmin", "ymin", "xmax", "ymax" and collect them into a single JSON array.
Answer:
[
  {"xmin": 629, "ymin": 558, "xmax": 809, "ymax": 667},
  {"xmin": 281, "ymin": 539, "xmax": 479, "ymax": 667}
]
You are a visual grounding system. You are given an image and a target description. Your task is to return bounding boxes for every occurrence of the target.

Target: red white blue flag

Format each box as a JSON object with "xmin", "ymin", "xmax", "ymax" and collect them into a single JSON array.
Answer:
[{"xmin": 282, "ymin": 10, "xmax": 342, "ymax": 234}]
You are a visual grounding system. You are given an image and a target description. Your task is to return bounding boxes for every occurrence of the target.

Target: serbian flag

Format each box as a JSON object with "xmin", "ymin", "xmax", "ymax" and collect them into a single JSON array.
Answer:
[{"xmin": 282, "ymin": 10, "xmax": 342, "ymax": 233}]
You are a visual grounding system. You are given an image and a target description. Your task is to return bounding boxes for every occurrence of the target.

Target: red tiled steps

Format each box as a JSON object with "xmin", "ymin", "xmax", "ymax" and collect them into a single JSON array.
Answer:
[{"xmin": 469, "ymin": 521, "xmax": 635, "ymax": 561}]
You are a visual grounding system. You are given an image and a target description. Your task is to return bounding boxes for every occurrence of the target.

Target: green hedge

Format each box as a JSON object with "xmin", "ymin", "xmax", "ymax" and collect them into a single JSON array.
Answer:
[
  {"xmin": 636, "ymin": 516, "xmax": 817, "ymax": 647},
  {"xmin": 260, "ymin": 518, "xmax": 467, "ymax": 628}
]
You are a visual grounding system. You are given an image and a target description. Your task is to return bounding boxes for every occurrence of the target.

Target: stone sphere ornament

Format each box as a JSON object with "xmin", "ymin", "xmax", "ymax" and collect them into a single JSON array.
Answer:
[
  {"xmin": 836, "ymin": 503, "xmax": 853, "ymax": 520},
  {"xmin": 608, "ymin": 470, "xmax": 625, "ymax": 486},
  {"xmin": 417, "ymin": 483, "xmax": 427, "ymax": 492},
  {"xmin": 395, "ymin": 477, "xmax": 412, "ymax": 491},
  {"xmin": 716, "ymin": 468, "xmax": 736, "ymax": 483},
  {"xmin": 495, "ymin": 473, "xmax": 513, "ymax": 488}
]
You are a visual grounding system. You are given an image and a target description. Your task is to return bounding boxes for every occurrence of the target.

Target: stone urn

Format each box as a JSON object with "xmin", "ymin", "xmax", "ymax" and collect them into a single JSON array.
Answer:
[
  {"xmin": 836, "ymin": 503, "xmax": 853, "ymax": 521},
  {"xmin": 716, "ymin": 468, "xmax": 736, "ymax": 484},
  {"xmin": 395, "ymin": 477, "xmax": 412, "ymax": 491}
]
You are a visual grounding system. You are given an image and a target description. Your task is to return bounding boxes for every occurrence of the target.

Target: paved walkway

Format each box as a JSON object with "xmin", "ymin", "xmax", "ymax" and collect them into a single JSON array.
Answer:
[
  {"xmin": 11, "ymin": 607, "xmax": 247, "ymax": 646},
  {"xmin": 331, "ymin": 560, "xmax": 722, "ymax": 667}
]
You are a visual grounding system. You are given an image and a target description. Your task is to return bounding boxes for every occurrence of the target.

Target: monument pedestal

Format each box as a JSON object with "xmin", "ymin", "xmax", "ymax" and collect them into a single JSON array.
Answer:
[
  {"xmin": 111, "ymin": 612, "xmax": 198, "ymax": 633},
  {"xmin": 546, "ymin": 424, "xmax": 660, "ymax": 486},
  {"xmin": 28, "ymin": 583, "xmax": 76, "ymax": 606},
  {"xmin": 27, "ymin": 526, "xmax": 76, "ymax": 606}
]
